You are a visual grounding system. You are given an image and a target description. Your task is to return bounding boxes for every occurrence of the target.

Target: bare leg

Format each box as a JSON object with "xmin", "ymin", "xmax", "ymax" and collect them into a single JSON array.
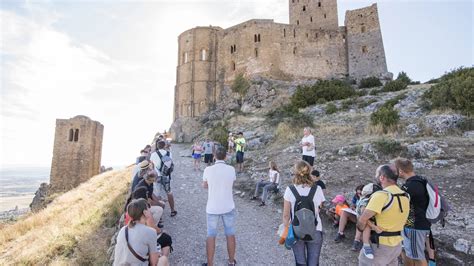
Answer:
[
  {"xmin": 206, "ymin": 237, "xmax": 216, "ymax": 266},
  {"xmin": 157, "ymin": 255, "xmax": 169, "ymax": 266},
  {"xmin": 355, "ymin": 227, "xmax": 362, "ymax": 241},
  {"xmin": 161, "ymin": 246, "xmax": 170, "ymax": 257},
  {"xmin": 338, "ymin": 211, "xmax": 349, "ymax": 234},
  {"xmin": 167, "ymin": 192, "xmax": 176, "ymax": 213},
  {"xmin": 226, "ymin": 235, "xmax": 236, "ymax": 264}
]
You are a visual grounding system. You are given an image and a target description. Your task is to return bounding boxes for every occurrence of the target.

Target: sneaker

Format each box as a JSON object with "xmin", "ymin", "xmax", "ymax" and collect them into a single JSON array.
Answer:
[
  {"xmin": 334, "ymin": 233, "xmax": 345, "ymax": 243},
  {"xmin": 363, "ymin": 245, "xmax": 374, "ymax": 259},
  {"xmin": 428, "ymin": 259, "xmax": 436, "ymax": 266},
  {"xmin": 351, "ymin": 240, "xmax": 362, "ymax": 251},
  {"xmin": 333, "ymin": 222, "xmax": 339, "ymax": 229},
  {"xmin": 259, "ymin": 202, "xmax": 266, "ymax": 206},
  {"xmin": 250, "ymin": 196, "xmax": 257, "ymax": 200}
]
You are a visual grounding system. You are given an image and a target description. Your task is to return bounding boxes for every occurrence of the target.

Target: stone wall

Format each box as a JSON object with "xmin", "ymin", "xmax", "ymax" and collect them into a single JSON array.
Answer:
[
  {"xmin": 345, "ymin": 4, "xmax": 390, "ymax": 81},
  {"xmin": 289, "ymin": 0, "xmax": 338, "ymax": 30},
  {"xmin": 50, "ymin": 115, "xmax": 103, "ymax": 192}
]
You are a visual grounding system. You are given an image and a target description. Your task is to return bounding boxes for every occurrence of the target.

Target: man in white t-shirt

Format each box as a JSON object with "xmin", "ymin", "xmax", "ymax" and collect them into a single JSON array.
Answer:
[
  {"xmin": 300, "ymin": 127, "xmax": 316, "ymax": 166},
  {"xmin": 202, "ymin": 146, "xmax": 236, "ymax": 266}
]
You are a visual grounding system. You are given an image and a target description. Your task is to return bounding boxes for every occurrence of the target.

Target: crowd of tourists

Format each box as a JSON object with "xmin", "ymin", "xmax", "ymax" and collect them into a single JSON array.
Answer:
[{"xmin": 114, "ymin": 128, "xmax": 443, "ymax": 266}]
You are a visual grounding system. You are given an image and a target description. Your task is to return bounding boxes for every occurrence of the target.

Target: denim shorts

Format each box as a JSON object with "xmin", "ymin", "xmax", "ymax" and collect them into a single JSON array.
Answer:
[{"xmin": 206, "ymin": 209, "xmax": 236, "ymax": 237}]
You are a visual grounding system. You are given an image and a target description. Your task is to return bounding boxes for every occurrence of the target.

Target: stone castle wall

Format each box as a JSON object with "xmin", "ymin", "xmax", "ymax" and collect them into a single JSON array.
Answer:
[
  {"xmin": 50, "ymin": 115, "xmax": 104, "ymax": 192},
  {"xmin": 172, "ymin": 0, "xmax": 390, "ymax": 122}
]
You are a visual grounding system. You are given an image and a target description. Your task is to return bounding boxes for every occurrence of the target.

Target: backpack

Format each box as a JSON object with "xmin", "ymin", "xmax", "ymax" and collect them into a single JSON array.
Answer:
[
  {"xmin": 414, "ymin": 177, "xmax": 450, "ymax": 227},
  {"xmin": 288, "ymin": 185, "xmax": 318, "ymax": 241},
  {"xmin": 157, "ymin": 151, "xmax": 174, "ymax": 176}
]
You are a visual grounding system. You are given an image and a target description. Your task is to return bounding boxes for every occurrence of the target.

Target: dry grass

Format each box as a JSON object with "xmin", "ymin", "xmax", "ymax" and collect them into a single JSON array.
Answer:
[
  {"xmin": 0, "ymin": 168, "xmax": 132, "ymax": 265},
  {"xmin": 274, "ymin": 122, "xmax": 302, "ymax": 143},
  {"xmin": 315, "ymin": 123, "xmax": 356, "ymax": 136}
]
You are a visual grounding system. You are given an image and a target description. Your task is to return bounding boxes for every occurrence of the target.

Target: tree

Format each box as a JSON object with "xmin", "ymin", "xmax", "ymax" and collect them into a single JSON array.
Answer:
[{"xmin": 231, "ymin": 73, "xmax": 250, "ymax": 105}]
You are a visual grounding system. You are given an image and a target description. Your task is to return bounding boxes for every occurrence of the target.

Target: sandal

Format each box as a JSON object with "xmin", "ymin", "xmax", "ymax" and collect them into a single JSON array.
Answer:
[
  {"xmin": 170, "ymin": 210, "xmax": 178, "ymax": 217},
  {"xmin": 228, "ymin": 259, "xmax": 236, "ymax": 266}
]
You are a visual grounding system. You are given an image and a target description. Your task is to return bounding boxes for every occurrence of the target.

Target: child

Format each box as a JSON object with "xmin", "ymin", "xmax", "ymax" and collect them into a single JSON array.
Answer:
[
  {"xmin": 228, "ymin": 133, "xmax": 235, "ymax": 153},
  {"xmin": 251, "ymin": 161, "xmax": 280, "ymax": 206},
  {"xmin": 311, "ymin": 170, "xmax": 326, "ymax": 193},
  {"xmin": 353, "ymin": 183, "xmax": 383, "ymax": 259},
  {"xmin": 327, "ymin": 195, "xmax": 349, "ymax": 228},
  {"xmin": 191, "ymin": 141, "xmax": 203, "ymax": 171},
  {"xmin": 351, "ymin": 185, "xmax": 364, "ymax": 209}
]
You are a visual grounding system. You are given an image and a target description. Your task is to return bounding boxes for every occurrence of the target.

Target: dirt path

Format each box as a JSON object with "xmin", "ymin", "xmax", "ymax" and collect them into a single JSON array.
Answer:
[{"xmin": 162, "ymin": 144, "xmax": 359, "ymax": 265}]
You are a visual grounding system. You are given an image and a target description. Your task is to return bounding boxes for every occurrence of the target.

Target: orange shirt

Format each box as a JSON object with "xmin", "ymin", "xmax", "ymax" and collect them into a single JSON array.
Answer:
[{"xmin": 335, "ymin": 204, "xmax": 349, "ymax": 216}]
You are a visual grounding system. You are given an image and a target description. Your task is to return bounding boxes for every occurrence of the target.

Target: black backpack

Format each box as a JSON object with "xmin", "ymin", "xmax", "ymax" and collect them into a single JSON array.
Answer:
[{"xmin": 289, "ymin": 185, "xmax": 319, "ymax": 241}]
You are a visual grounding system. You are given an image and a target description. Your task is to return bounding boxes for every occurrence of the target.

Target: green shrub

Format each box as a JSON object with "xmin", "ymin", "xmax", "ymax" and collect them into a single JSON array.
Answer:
[
  {"xmin": 358, "ymin": 98, "xmax": 377, "ymax": 109},
  {"xmin": 369, "ymin": 89, "xmax": 381, "ymax": 95},
  {"xmin": 209, "ymin": 124, "xmax": 229, "ymax": 147},
  {"xmin": 373, "ymin": 138, "xmax": 403, "ymax": 155},
  {"xmin": 396, "ymin": 71, "xmax": 412, "ymax": 85},
  {"xmin": 326, "ymin": 103, "xmax": 338, "ymax": 114},
  {"xmin": 382, "ymin": 80, "xmax": 408, "ymax": 92},
  {"xmin": 370, "ymin": 107, "xmax": 400, "ymax": 132},
  {"xmin": 355, "ymin": 89, "xmax": 368, "ymax": 97},
  {"xmin": 423, "ymin": 67, "xmax": 474, "ymax": 115},
  {"xmin": 426, "ymin": 78, "xmax": 440, "ymax": 84},
  {"xmin": 359, "ymin": 77, "xmax": 382, "ymax": 88},
  {"xmin": 290, "ymin": 80, "xmax": 355, "ymax": 108},
  {"xmin": 341, "ymin": 98, "xmax": 356, "ymax": 110},
  {"xmin": 231, "ymin": 73, "xmax": 250, "ymax": 104},
  {"xmin": 382, "ymin": 93, "xmax": 407, "ymax": 109},
  {"xmin": 266, "ymin": 104, "xmax": 314, "ymax": 128}
]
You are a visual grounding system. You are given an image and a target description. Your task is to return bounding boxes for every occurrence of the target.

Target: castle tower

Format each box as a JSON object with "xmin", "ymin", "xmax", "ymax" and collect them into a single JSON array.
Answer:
[
  {"xmin": 345, "ymin": 4, "xmax": 390, "ymax": 80},
  {"xmin": 289, "ymin": 0, "xmax": 338, "ymax": 30},
  {"xmin": 50, "ymin": 115, "xmax": 104, "ymax": 192},
  {"xmin": 174, "ymin": 26, "xmax": 221, "ymax": 120}
]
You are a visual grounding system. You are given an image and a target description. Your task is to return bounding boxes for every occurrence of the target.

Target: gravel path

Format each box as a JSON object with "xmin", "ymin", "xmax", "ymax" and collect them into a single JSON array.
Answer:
[{"xmin": 164, "ymin": 144, "xmax": 359, "ymax": 265}]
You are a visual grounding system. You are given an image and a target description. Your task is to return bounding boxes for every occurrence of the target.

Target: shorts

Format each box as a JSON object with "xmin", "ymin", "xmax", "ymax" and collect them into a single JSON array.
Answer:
[
  {"xmin": 206, "ymin": 209, "xmax": 236, "ymax": 237},
  {"xmin": 204, "ymin": 154, "xmax": 214, "ymax": 163},
  {"xmin": 193, "ymin": 153, "xmax": 202, "ymax": 160},
  {"xmin": 302, "ymin": 155, "xmax": 315, "ymax": 166},
  {"xmin": 402, "ymin": 227, "xmax": 430, "ymax": 260},
  {"xmin": 236, "ymin": 151, "xmax": 244, "ymax": 163},
  {"xmin": 358, "ymin": 243, "xmax": 402, "ymax": 266},
  {"xmin": 157, "ymin": 232, "xmax": 173, "ymax": 251}
]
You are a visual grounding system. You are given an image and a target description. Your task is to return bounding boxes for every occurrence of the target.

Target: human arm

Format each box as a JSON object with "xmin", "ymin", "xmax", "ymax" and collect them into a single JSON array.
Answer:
[
  {"xmin": 149, "ymin": 252, "xmax": 159, "ymax": 266},
  {"xmin": 202, "ymin": 180, "xmax": 208, "ymax": 189},
  {"xmin": 356, "ymin": 209, "xmax": 376, "ymax": 232},
  {"xmin": 283, "ymin": 200, "xmax": 291, "ymax": 227},
  {"xmin": 144, "ymin": 209, "xmax": 161, "ymax": 234}
]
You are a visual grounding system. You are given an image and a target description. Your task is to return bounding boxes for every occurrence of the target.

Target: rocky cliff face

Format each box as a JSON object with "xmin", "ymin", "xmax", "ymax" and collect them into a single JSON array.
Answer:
[{"xmin": 170, "ymin": 76, "xmax": 473, "ymax": 263}]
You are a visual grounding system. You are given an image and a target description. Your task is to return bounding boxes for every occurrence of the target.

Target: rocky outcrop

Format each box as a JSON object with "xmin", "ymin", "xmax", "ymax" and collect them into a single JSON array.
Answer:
[
  {"xmin": 30, "ymin": 183, "xmax": 50, "ymax": 212},
  {"xmin": 425, "ymin": 114, "xmax": 464, "ymax": 135}
]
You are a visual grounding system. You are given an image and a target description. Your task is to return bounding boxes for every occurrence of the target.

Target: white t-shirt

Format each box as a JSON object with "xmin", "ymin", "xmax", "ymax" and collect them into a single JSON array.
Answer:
[
  {"xmin": 269, "ymin": 169, "xmax": 280, "ymax": 184},
  {"xmin": 283, "ymin": 184, "xmax": 325, "ymax": 231},
  {"xmin": 301, "ymin": 134, "xmax": 316, "ymax": 157},
  {"xmin": 203, "ymin": 160, "xmax": 236, "ymax": 214},
  {"xmin": 150, "ymin": 149, "xmax": 172, "ymax": 176}
]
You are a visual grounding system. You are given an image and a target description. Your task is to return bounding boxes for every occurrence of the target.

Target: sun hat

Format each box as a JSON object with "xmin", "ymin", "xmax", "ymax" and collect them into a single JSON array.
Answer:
[
  {"xmin": 139, "ymin": 160, "xmax": 150, "ymax": 170},
  {"xmin": 331, "ymin": 194, "xmax": 346, "ymax": 204},
  {"xmin": 361, "ymin": 183, "xmax": 381, "ymax": 198}
]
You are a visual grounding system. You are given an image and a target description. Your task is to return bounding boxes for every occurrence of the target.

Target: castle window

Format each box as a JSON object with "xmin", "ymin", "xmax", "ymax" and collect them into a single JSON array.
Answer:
[
  {"xmin": 310, "ymin": 16, "xmax": 313, "ymax": 22},
  {"xmin": 361, "ymin": 26, "xmax": 366, "ymax": 33},
  {"xmin": 231, "ymin": 61, "xmax": 236, "ymax": 71},
  {"xmin": 292, "ymin": 0, "xmax": 294, "ymax": 2},
  {"xmin": 283, "ymin": 28, "xmax": 286, "ymax": 37},
  {"xmin": 297, "ymin": 20, "xmax": 299, "ymax": 25},
  {"xmin": 306, "ymin": 33, "xmax": 309, "ymax": 38},
  {"xmin": 183, "ymin": 52, "xmax": 188, "ymax": 64},
  {"xmin": 343, "ymin": 35, "xmax": 346, "ymax": 43},
  {"xmin": 74, "ymin": 129, "xmax": 79, "ymax": 142},
  {"xmin": 315, "ymin": 33, "xmax": 319, "ymax": 38},
  {"xmin": 231, "ymin": 46, "xmax": 233, "ymax": 53},
  {"xmin": 303, "ymin": 5, "xmax": 306, "ymax": 11},
  {"xmin": 254, "ymin": 34, "xmax": 257, "ymax": 42},
  {"xmin": 258, "ymin": 34, "xmax": 261, "ymax": 42},
  {"xmin": 233, "ymin": 45, "xmax": 236, "ymax": 52},
  {"xmin": 318, "ymin": 2, "xmax": 321, "ymax": 7},
  {"xmin": 324, "ymin": 14, "xmax": 326, "ymax": 19},
  {"xmin": 69, "ymin": 129, "xmax": 74, "ymax": 142},
  {"xmin": 362, "ymin": 46, "xmax": 368, "ymax": 53},
  {"xmin": 201, "ymin": 49, "xmax": 207, "ymax": 61},
  {"xmin": 293, "ymin": 29, "xmax": 296, "ymax": 37},
  {"xmin": 293, "ymin": 47, "xmax": 297, "ymax": 55},
  {"xmin": 255, "ymin": 48, "xmax": 258, "ymax": 57}
]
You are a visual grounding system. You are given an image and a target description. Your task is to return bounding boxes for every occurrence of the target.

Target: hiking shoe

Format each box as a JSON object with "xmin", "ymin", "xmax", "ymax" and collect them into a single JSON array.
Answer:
[
  {"xmin": 333, "ymin": 222, "xmax": 339, "ymax": 228},
  {"xmin": 157, "ymin": 218, "xmax": 164, "ymax": 228},
  {"xmin": 351, "ymin": 240, "xmax": 362, "ymax": 251},
  {"xmin": 259, "ymin": 202, "xmax": 266, "ymax": 206},
  {"xmin": 228, "ymin": 259, "xmax": 236, "ymax": 266},
  {"xmin": 428, "ymin": 260, "xmax": 436, "ymax": 266},
  {"xmin": 250, "ymin": 196, "xmax": 257, "ymax": 200},
  {"xmin": 334, "ymin": 233, "xmax": 345, "ymax": 243},
  {"xmin": 363, "ymin": 245, "xmax": 374, "ymax": 259}
]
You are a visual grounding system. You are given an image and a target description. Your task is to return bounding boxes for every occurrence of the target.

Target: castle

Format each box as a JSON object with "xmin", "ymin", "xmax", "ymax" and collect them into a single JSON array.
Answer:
[
  {"xmin": 173, "ymin": 0, "xmax": 390, "ymax": 121},
  {"xmin": 50, "ymin": 115, "xmax": 104, "ymax": 192}
]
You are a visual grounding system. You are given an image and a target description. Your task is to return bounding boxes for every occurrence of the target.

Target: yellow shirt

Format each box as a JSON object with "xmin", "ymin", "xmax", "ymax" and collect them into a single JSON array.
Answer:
[
  {"xmin": 235, "ymin": 137, "xmax": 246, "ymax": 152},
  {"xmin": 365, "ymin": 185, "xmax": 410, "ymax": 247}
]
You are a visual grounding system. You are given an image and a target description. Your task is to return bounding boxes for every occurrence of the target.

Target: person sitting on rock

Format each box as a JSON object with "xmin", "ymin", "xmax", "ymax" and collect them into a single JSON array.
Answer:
[
  {"xmin": 251, "ymin": 161, "xmax": 280, "ymax": 206},
  {"xmin": 131, "ymin": 160, "xmax": 152, "ymax": 192},
  {"xmin": 334, "ymin": 185, "xmax": 364, "ymax": 243},
  {"xmin": 326, "ymin": 194, "xmax": 349, "ymax": 229}
]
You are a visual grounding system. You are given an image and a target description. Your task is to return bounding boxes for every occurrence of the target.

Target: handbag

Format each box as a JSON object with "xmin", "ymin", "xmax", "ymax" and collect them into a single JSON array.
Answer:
[
  {"xmin": 125, "ymin": 227, "xmax": 149, "ymax": 263},
  {"xmin": 284, "ymin": 224, "xmax": 297, "ymax": 250}
]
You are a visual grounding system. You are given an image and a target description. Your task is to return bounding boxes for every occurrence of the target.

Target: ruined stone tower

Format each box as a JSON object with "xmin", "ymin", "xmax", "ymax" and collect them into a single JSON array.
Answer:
[{"xmin": 50, "ymin": 115, "xmax": 104, "ymax": 192}]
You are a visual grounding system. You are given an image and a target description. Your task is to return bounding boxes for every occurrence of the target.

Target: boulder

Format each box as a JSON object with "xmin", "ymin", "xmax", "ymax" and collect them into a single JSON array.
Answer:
[
  {"xmin": 405, "ymin": 124, "xmax": 420, "ymax": 136},
  {"xmin": 30, "ymin": 183, "xmax": 50, "ymax": 212},
  {"xmin": 453, "ymin": 238, "xmax": 470, "ymax": 254},
  {"xmin": 425, "ymin": 114, "xmax": 464, "ymax": 135},
  {"xmin": 407, "ymin": 140, "xmax": 445, "ymax": 159},
  {"xmin": 464, "ymin": 131, "xmax": 474, "ymax": 138}
]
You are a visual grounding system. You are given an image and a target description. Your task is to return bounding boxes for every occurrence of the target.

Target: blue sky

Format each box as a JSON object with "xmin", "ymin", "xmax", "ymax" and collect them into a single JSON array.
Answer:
[{"xmin": 1, "ymin": 0, "xmax": 472, "ymax": 167}]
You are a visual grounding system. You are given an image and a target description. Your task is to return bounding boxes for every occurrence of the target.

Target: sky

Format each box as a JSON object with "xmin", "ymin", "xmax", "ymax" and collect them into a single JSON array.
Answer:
[{"xmin": 1, "ymin": 0, "xmax": 472, "ymax": 168}]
